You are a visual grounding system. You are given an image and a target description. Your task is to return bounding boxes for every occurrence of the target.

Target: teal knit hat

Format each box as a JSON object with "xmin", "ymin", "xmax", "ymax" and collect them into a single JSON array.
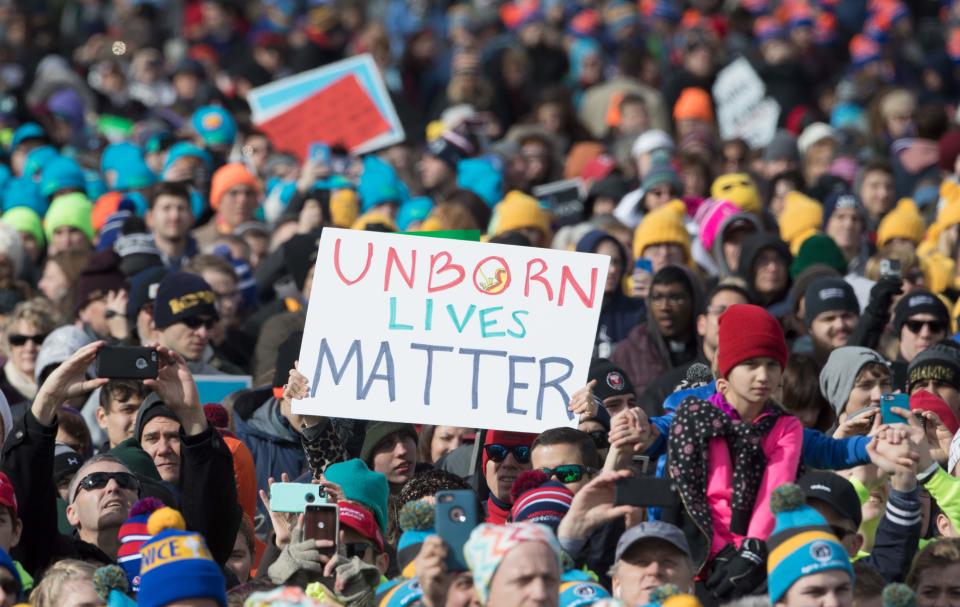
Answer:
[
  {"xmin": 358, "ymin": 155, "xmax": 410, "ymax": 212},
  {"xmin": 2, "ymin": 207, "xmax": 45, "ymax": 248},
  {"xmin": 767, "ymin": 484, "xmax": 853, "ymax": 604},
  {"xmin": 40, "ymin": 156, "xmax": 86, "ymax": 198},
  {"xmin": 44, "ymin": 192, "xmax": 95, "ymax": 244},
  {"xmin": 324, "ymin": 459, "xmax": 389, "ymax": 534},
  {"xmin": 190, "ymin": 106, "xmax": 236, "ymax": 147},
  {"xmin": 22, "ymin": 146, "xmax": 57, "ymax": 180},
  {"xmin": 102, "ymin": 142, "xmax": 156, "ymax": 191},
  {"xmin": 2, "ymin": 177, "xmax": 47, "ymax": 216}
]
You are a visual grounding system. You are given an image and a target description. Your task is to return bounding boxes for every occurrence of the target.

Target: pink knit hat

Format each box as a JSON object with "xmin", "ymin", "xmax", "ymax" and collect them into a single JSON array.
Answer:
[{"xmin": 694, "ymin": 199, "xmax": 740, "ymax": 251}]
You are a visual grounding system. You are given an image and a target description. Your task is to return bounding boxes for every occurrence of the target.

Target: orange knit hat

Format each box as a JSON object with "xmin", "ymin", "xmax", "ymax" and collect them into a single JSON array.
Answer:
[
  {"xmin": 673, "ymin": 87, "xmax": 714, "ymax": 123},
  {"xmin": 209, "ymin": 163, "xmax": 260, "ymax": 211}
]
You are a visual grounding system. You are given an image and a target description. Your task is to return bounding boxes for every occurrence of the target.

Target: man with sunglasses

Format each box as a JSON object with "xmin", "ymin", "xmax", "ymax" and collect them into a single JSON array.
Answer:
[
  {"xmin": 481, "ymin": 430, "xmax": 536, "ymax": 524},
  {"xmin": 530, "ymin": 427, "xmax": 602, "ymax": 495},
  {"xmin": 66, "ymin": 453, "xmax": 141, "ymax": 559},
  {"xmin": 908, "ymin": 342, "xmax": 960, "ymax": 419},
  {"xmin": 893, "ymin": 291, "xmax": 950, "ymax": 389},
  {"xmin": 154, "ymin": 271, "xmax": 225, "ymax": 375},
  {"xmin": 799, "ymin": 470, "xmax": 921, "ymax": 583}
]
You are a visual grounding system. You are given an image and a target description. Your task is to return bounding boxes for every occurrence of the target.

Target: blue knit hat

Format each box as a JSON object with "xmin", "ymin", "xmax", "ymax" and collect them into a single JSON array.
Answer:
[
  {"xmin": 137, "ymin": 507, "xmax": 226, "ymax": 607},
  {"xmin": 767, "ymin": 484, "xmax": 853, "ymax": 604},
  {"xmin": 559, "ymin": 570, "xmax": 612, "ymax": 606},
  {"xmin": 457, "ymin": 157, "xmax": 503, "ymax": 207},
  {"xmin": 10, "ymin": 122, "xmax": 45, "ymax": 151},
  {"xmin": 102, "ymin": 143, "xmax": 156, "ymax": 191},
  {"xmin": 396, "ymin": 197, "xmax": 433, "ymax": 230},
  {"xmin": 22, "ymin": 145, "xmax": 58, "ymax": 180},
  {"xmin": 163, "ymin": 142, "xmax": 213, "ymax": 173},
  {"xmin": 2, "ymin": 177, "xmax": 46, "ymax": 215},
  {"xmin": 358, "ymin": 155, "xmax": 410, "ymax": 212},
  {"xmin": 822, "ymin": 191, "xmax": 865, "ymax": 227},
  {"xmin": 191, "ymin": 106, "xmax": 237, "ymax": 147},
  {"xmin": 325, "ymin": 459, "xmax": 390, "ymax": 534},
  {"xmin": 40, "ymin": 156, "xmax": 86, "ymax": 198}
]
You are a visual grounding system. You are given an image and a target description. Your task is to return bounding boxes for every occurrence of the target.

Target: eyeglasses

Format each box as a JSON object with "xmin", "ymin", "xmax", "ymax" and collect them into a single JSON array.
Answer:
[
  {"xmin": 72, "ymin": 471, "xmax": 140, "ymax": 502},
  {"xmin": 649, "ymin": 293, "xmax": 689, "ymax": 307},
  {"xmin": 587, "ymin": 430, "xmax": 609, "ymax": 450},
  {"xmin": 538, "ymin": 465, "xmax": 595, "ymax": 484},
  {"xmin": 484, "ymin": 444, "xmax": 531, "ymax": 464},
  {"xmin": 344, "ymin": 541, "xmax": 375, "ymax": 559},
  {"xmin": 904, "ymin": 319, "xmax": 946, "ymax": 335},
  {"xmin": 8, "ymin": 333, "xmax": 47, "ymax": 346},
  {"xmin": 181, "ymin": 316, "xmax": 217, "ymax": 330}
]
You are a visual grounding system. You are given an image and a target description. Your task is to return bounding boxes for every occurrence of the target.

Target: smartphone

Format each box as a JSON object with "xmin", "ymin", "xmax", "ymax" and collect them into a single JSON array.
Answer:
[
  {"xmin": 308, "ymin": 142, "xmax": 331, "ymax": 165},
  {"xmin": 270, "ymin": 482, "xmax": 326, "ymax": 513},
  {"xmin": 880, "ymin": 393, "xmax": 911, "ymax": 425},
  {"xmin": 880, "ymin": 259, "xmax": 902, "ymax": 279},
  {"xmin": 303, "ymin": 503, "xmax": 339, "ymax": 558},
  {"xmin": 435, "ymin": 490, "xmax": 478, "ymax": 572},
  {"xmin": 96, "ymin": 346, "xmax": 158, "ymax": 379},
  {"xmin": 614, "ymin": 477, "xmax": 680, "ymax": 508},
  {"xmin": 635, "ymin": 258, "xmax": 653, "ymax": 273}
]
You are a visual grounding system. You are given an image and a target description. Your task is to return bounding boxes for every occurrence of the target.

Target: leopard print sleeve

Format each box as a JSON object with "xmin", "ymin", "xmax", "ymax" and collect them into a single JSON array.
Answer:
[{"xmin": 300, "ymin": 419, "xmax": 348, "ymax": 479}]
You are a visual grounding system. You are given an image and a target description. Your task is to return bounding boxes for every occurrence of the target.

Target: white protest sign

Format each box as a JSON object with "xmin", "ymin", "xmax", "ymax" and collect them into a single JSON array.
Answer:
[
  {"xmin": 713, "ymin": 57, "xmax": 780, "ymax": 149},
  {"xmin": 294, "ymin": 229, "xmax": 609, "ymax": 433}
]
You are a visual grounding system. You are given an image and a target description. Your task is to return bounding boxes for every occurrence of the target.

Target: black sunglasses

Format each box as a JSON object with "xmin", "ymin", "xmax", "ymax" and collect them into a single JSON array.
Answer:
[
  {"xmin": 72, "ymin": 471, "xmax": 140, "ymax": 502},
  {"xmin": 538, "ymin": 464, "xmax": 595, "ymax": 484},
  {"xmin": 344, "ymin": 541, "xmax": 375, "ymax": 559},
  {"xmin": 587, "ymin": 430, "xmax": 609, "ymax": 450},
  {"xmin": 9, "ymin": 333, "xmax": 47, "ymax": 347},
  {"xmin": 484, "ymin": 444, "xmax": 531, "ymax": 464},
  {"xmin": 181, "ymin": 316, "xmax": 217, "ymax": 330},
  {"xmin": 904, "ymin": 319, "xmax": 946, "ymax": 335}
]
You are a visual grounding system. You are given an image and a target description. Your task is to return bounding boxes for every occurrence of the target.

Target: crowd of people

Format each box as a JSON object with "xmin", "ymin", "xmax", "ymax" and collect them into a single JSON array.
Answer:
[{"xmin": 4, "ymin": 0, "xmax": 960, "ymax": 606}]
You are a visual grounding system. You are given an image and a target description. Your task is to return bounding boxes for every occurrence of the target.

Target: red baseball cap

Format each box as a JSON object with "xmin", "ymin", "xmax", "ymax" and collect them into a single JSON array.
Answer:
[
  {"xmin": 0, "ymin": 472, "xmax": 17, "ymax": 516},
  {"xmin": 338, "ymin": 500, "xmax": 384, "ymax": 552}
]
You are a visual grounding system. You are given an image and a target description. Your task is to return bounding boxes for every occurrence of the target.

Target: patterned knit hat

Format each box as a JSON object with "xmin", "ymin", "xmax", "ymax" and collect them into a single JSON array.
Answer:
[
  {"xmin": 137, "ymin": 507, "xmax": 226, "ymax": 607},
  {"xmin": 396, "ymin": 500, "xmax": 435, "ymax": 577},
  {"xmin": 559, "ymin": 570, "xmax": 612, "ymax": 606},
  {"xmin": 464, "ymin": 523, "xmax": 562, "ymax": 605},
  {"xmin": 767, "ymin": 484, "xmax": 853, "ymax": 603},
  {"xmin": 509, "ymin": 470, "xmax": 574, "ymax": 530},
  {"xmin": 117, "ymin": 497, "xmax": 165, "ymax": 592}
]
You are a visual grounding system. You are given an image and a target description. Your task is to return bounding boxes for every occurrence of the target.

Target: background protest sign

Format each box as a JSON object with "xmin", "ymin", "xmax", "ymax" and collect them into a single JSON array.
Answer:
[
  {"xmin": 195, "ymin": 375, "xmax": 252, "ymax": 404},
  {"xmin": 533, "ymin": 179, "xmax": 585, "ymax": 227},
  {"xmin": 712, "ymin": 57, "xmax": 780, "ymax": 150},
  {"xmin": 248, "ymin": 54, "xmax": 404, "ymax": 156},
  {"xmin": 294, "ymin": 229, "xmax": 609, "ymax": 433}
]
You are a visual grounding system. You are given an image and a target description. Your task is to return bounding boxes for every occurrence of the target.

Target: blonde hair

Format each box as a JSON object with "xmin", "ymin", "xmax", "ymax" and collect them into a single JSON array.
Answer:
[
  {"xmin": 907, "ymin": 537, "xmax": 960, "ymax": 589},
  {"xmin": 2, "ymin": 297, "xmax": 58, "ymax": 356},
  {"xmin": 30, "ymin": 559, "xmax": 98, "ymax": 607}
]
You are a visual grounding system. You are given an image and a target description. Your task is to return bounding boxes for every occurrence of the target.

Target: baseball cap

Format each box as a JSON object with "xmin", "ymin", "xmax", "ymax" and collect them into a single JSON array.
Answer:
[
  {"xmin": 798, "ymin": 471, "xmax": 862, "ymax": 529},
  {"xmin": 615, "ymin": 521, "xmax": 690, "ymax": 563},
  {"xmin": 338, "ymin": 500, "xmax": 385, "ymax": 552}
]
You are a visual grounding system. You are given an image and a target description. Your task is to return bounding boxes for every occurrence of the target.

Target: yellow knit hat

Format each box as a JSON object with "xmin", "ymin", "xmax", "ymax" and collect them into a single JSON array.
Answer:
[
  {"xmin": 779, "ymin": 191, "xmax": 823, "ymax": 253},
  {"xmin": 920, "ymin": 251, "xmax": 955, "ymax": 294},
  {"xmin": 489, "ymin": 191, "xmax": 553, "ymax": 241},
  {"xmin": 937, "ymin": 180, "xmax": 960, "ymax": 229},
  {"xmin": 877, "ymin": 198, "xmax": 925, "ymax": 246},
  {"xmin": 330, "ymin": 189, "xmax": 359, "ymax": 228},
  {"xmin": 632, "ymin": 199, "xmax": 690, "ymax": 260},
  {"xmin": 711, "ymin": 173, "xmax": 761, "ymax": 214}
]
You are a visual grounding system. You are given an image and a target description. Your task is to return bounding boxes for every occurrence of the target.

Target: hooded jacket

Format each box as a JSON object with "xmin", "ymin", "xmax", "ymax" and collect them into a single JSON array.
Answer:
[
  {"xmin": 736, "ymin": 232, "xmax": 793, "ymax": 317},
  {"xmin": 611, "ymin": 265, "xmax": 704, "ymax": 403},
  {"xmin": 709, "ymin": 212, "xmax": 762, "ymax": 277},
  {"xmin": 575, "ymin": 230, "xmax": 645, "ymax": 358}
]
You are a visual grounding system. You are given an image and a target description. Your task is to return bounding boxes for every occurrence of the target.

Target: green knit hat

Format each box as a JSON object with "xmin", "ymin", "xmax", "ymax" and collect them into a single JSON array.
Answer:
[
  {"xmin": 324, "ymin": 459, "xmax": 389, "ymax": 533},
  {"xmin": 1, "ymin": 207, "xmax": 45, "ymax": 247},
  {"xmin": 359, "ymin": 421, "xmax": 418, "ymax": 466},
  {"xmin": 44, "ymin": 192, "xmax": 95, "ymax": 244},
  {"xmin": 789, "ymin": 232, "xmax": 847, "ymax": 279},
  {"xmin": 110, "ymin": 437, "xmax": 162, "ymax": 482}
]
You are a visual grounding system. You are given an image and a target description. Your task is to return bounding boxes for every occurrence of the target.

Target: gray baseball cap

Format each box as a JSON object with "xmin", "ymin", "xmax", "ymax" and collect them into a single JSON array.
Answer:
[{"xmin": 615, "ymin": 521, "xmax": 691, "ymax": 562}]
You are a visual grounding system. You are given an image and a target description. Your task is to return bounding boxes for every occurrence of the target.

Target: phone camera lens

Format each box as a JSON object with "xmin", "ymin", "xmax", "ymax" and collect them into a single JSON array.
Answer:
[
  {"xmin": 135, "ymin": 357, "xmax": 147, "ymax": 370},
  {"xmin": 305, "ymin": 493, "xmax": 315, "ymax": 503},
  {"xmin": 449, "ymin": 507, "xmax": 466, "ymax": 523}
]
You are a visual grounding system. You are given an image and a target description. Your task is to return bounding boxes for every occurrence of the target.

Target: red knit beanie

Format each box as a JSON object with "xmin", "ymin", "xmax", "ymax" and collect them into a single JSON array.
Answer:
[
  {"xmin": 716, "ymin": 304, "xmax": 788, "ymax": 378},
  {"xmin": 910, "ymin": 389, "xmax": 960, "ymax": 435}
]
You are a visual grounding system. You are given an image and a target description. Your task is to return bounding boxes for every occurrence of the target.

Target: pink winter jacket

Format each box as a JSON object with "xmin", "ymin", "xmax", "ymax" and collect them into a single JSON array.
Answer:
[{"xmin": 704, "ymin": 393, "xmax": 804, "ymax": 559}]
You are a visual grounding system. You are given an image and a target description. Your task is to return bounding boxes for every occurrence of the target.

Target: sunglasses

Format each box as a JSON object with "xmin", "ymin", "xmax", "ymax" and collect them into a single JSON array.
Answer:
[
  {"xmin": 587, "ymin": 430, "xmax": 609, "ymax": 450},
  {"xmin": 72, "ymin": 471, "xmax": 140, "ymax": 502},
  {"xmin": 484, "ymin": 444, "xmax": 531, "ymax": 464},
  {"xmin": 344, "ymin": 541, "xmax": 375, "ymax": 559},
  {"xmin": 8, "ymin": 333, "xmax": 46, "ymax": 346},
  {"xmin": 538, "ymin": 464, "xmax": 595, "ymax": 484},
  {"xmin": 904, "ymin": 319, "xmax": 945, "ymax": 335},
  {"xmin": 181, "ymin": 316, "xmax": 217, "ymax": 330}
]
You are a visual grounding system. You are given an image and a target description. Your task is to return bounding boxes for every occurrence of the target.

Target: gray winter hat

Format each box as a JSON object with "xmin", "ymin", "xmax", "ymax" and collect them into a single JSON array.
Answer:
[{"xmin": 819, "ymin": 346, "xmax": 889, "ymax": 417}]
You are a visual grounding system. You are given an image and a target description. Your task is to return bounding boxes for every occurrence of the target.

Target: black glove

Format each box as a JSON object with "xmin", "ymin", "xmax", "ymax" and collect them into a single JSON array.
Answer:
[
  {"xmin": 867, "ymin": 275, "xmax": 904, "ymax": 314},
  {"xmin": 704, "ymin": 538, "xmax": 768, "ymax": 602}
]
